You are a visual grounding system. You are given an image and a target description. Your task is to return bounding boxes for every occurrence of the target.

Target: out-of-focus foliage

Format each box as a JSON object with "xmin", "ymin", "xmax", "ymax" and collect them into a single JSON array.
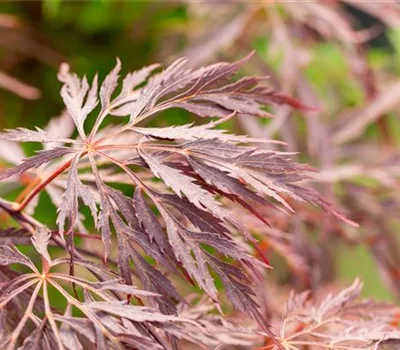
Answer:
[
  {"xmin": 162, "ymin": 0, "xmax": 400, "ymax": 301},
  {"xmin": 0, "ymin": 1, "xmax": 188, "ymax": 130}
]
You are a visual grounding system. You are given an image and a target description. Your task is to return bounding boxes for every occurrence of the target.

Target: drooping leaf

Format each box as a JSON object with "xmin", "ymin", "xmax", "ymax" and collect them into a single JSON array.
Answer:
[
  {"xmin": 130, "ymin": 247, "xmax": 180, "ymax": 315},
  {"xmin": 0, "ymin": 244, "xmax": 34, "ymax": 268},
  {"xmin": 0, "ymin": 147, "xmax": 75, "ymax": 181},
  {"xmin": 139, "ymin": 148, "xmax": 229, "ymax": 222},
  {"xmin": 161, "ymin": 210, "xmax": 218, "ymax": 302},
  {"xmin": 57, "ymin": 152, "xmax": 98, "ymax": 237},
  {"xmin": 156, "ymin": 193, "xmax": 228, "ymax": 236},
  {"xmin": 134, "ymin": 187, "xmax": 168, "ymax": 250}
]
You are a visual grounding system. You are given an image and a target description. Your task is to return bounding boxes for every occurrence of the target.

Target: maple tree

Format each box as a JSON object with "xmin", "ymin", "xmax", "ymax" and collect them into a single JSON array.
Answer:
[{"xmin": 0, "ymin": 53, "xmax": 399, "ymax": 350}]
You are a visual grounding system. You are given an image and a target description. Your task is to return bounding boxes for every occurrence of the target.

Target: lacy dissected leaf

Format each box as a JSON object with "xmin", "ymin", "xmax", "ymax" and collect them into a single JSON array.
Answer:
[
  {"xmin": 90, "ymin": 279, "xmax": 159, "ymax": 297},
  {"xmin": 100, "ymin": 58, "xmax": 121, "ymax": 111},
  {"xmin": 56, "ymin": 315, "xmax": 95, "ymax": 347},
  {"xmin": 130, "ymin": 248, "xmax": 181, "ymax": 315},
  {"xmin": 104, "ymin": 186, "xmax": 139, "ymax": 228},
  {"xmin": 115, "ymin": 233, "xmax": 133, "ymax": 287},
  {"xmin": 86, "ymin": 301, "xmax": 192, "ymax": 324},
  {"xmin": 155, "ymin": 188, "xmax": 255, "ymax": 262},
  {"xmin": 100, "ymin": 63, "xmax": 160, "ymax": 117},
  {"xmin": 175, "ymin": 296, "xmax": 258, "ymax": 348},
  {"xmin": 182, "ymin": 138, "xmax": 355, "ymax": 223},
  {"xmin": 283, "ymin": 290, "xmax": 311, "ymax": 319},
  {"xmin": 287, "ymin": 184, "xmax": 359, "ymax": 226},
  {"xmin": 57, "ymin": 152, "xmax": 98, "ymax": 237},
  {"xmin": 314, "ymin": 278, "xmax": 363, "ymax": 322},
  {"xmin": 156, "ymin": 192, "xmax": 228, "ymax": 235},
  {"xmin": 131, "ymin": 120, "xmax": 278, "ymax": 144},
  {"xmin": 183, "ymin": 138, "xmax": 253, "ymax": 159},
  {"xmin": 169, "ymin": 69, "xmax": 309, "ymax": 118},
  {"xmin": 203, "ymin": 252, "xmax": 280, "ymax": 345},
  {"xmin": 204, "ymin": 252, "xmax": 258, "ymax": 318},
  {"xmin": 106, "ymin": 187, "xmax": 171, "ymax": 268},
  {"xmin": 88, "ymin": 153, "xmax": 113, "ymax": 259},
  {"xmin": 0, "ymin": 53, "xmax": 364, "ymax": 350},
  {"xmin": 0, "ymin": 244, "xmax": 34, "ymax": 268},
  {"xmin": 96, "ymin": 53, "xmax": 310, "ymax": 124},
  {"xmin": 88, "ymin": 59, "xmax": 124, "ymax": 138},
  {"xmin": 139, "ymin": 148, "xmax": 231, "ymax": 223},
  {"xmin": 111, "ymin": 208, "xmax": 174, "ymax": 272},
  {"xmin": 58, "ymin": 63, "xmax": 98, "ymax": 139},
  {"xmin": 105, "ymin": 186, "xmax": 177, "ymax": 271},
  {"xmin": 134, "ymin": 187, "xmax": 169, "ymax": 251},
  {"xmin": 161, "ymin": 210, "xmax": 219, "ymax": 302},
  {"xmin": 158, "ymin": 204, "xmax": 261, "ymax": 311},
  {"xmin": 187, "ymin": 155, "xmax": 271, "ymax": 207},
  {"xmin": 114, "ymin": 64, "xmax": 160, "ymax": 103},
  {"xmin": 59, "ymin": 305, "xmax": 84, "ymax": 350},
  {"xmin": 279, "ymin": 279, "xmax": 400, "ymax": 349},
  {"xmin": 31, "ymin": 227, "xmax": 52, "ymax": 263},
  {"xmin": 0, "ymin": 127, "xmax": 77, "ymax": 145},
  {"xmin": 0, "ymin": 147, "xmax": 75, "ymax": 181},
  {"xmin": 184, "ymin": 230, "xmax": 253, "ymax": 262}
]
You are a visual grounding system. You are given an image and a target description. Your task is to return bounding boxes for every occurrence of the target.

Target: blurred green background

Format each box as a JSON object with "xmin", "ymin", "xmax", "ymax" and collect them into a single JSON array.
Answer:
[{"xmin": 0, "ymin": 0, "xmax": 190, "ymax": 130}]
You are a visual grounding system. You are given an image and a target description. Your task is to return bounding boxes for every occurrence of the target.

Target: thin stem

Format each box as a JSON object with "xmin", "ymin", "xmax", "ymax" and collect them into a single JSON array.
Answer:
[
  {"xmin": 0, "ymin": 197, "xmax": 121, "ymax": 299},
  {"xmin": 16, "ymin": 158, "xmax": 73, "ymax": 213},
  {"xmin": 92, "ymin": 102, "xmax": 167, "ymax": 147},
  {"xmin": 48, "ymin": 279, "xmax": 120, "ymax": 347},
  {"xmin": 0, "ymin": 273, "xmax": 37, "ymax": 292},
  {"xmin": 0, "ymin": 278, "xmax": 38, "ymax": 309},
  {"xmin": 50, "ymin": 234, "xmax": 121, "ymax": 300},
  {"xmin": 96, "ymin": 141, "xmax": 182, "ymax": 153},
  {"xmin": 284, "ymin": 318, "xmax": 334, "ymax": 342},
  {"xmin": 7, "ymin": 280, "xmax": 43, "ymax": 350},
  {"xmin": 28, "ymin": 312, "xmax": 41, "ymax": 327},
  {"xmin": 0, "ymin": 198, "xmax": 42, "ymax": 234},
  {"xmin": 43, "ymin": 279, "xmax": 65, "ymax": 350},
  {"xmin": 89, "ymin": 89, "xmax": 141, "ymax": 142},
  {"xmin": 50, "ymin": 273, "xmax": 114, "ymax": 301},
  {"xmin": 95, "ymin": 149, "xmax": 162, "ymax": 207},
  {"xmin": 96, "ymin": 143, "xmax": 139, "ymax": 150},
  {"xmin": 15, "ymin": 177, "xmax": 41, "ymax": 204},
  {"xmin": 95, "ymin": 150, "xmax": 145, "ymax": 188},
  {"xmin": 92, "ymin": 123, "xmax": 131, "ymax": 147},
  {"xmin": 88, "ymin": 110, "xmax": 107, "ymax": 142}
]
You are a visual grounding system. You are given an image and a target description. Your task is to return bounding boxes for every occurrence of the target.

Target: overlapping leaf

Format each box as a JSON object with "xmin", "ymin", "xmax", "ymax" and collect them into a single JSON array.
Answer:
[{"xmin": 0, "ymin": 54, "xmax": 359, "ymax": 349}]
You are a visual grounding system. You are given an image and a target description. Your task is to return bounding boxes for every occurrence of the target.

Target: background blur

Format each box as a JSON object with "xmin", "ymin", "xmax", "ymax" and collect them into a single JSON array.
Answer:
[{"xmin": 2, "ymin": 0, "xmax": 400, "ymax": 302}]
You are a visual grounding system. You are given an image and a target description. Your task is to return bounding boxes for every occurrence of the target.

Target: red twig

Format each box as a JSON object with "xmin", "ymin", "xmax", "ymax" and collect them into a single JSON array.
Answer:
[{"xmin": 16, "ymin": 158, "xmax": 73, "ymax": 213}]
